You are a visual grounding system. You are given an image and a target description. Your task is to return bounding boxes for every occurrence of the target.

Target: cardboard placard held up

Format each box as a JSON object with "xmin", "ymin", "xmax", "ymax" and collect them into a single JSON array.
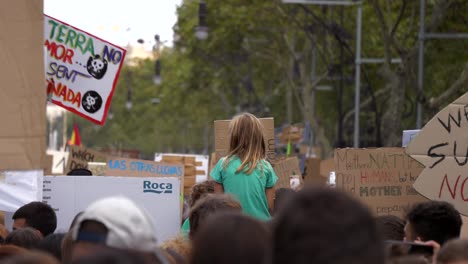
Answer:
[
  {"xmin": 44, "ymin": 15, "xmax": 126, "ymax": 125},
  {"xmin": 272, "ymin": 157, "xmax": 302, "ymax": 189},
  {"xmin": 335, "ymin": 148, "xmax": 427, "ymax": 218},
  {"xmin": 406, "ymin": 93, "xmax": 468, "ymax": 215},
  {"xmin": 304, "ymin": 158, "xmax": 327, "ymax": 186},
  {"xmin": 0, "ymin": 0, "xmax": 46, "ymax": 170},
  {"xmin": 214, "ymin": 118, "xmax": 275, "ymax": 161},
  {"xmin": 66, "ymin": 145, "xmax": 107, "ymax": 174},
  {"xmin": 278, "ymin": 124, "xmax": 304, "ymax": 144},
  {"xmin": 106, "ymin": 157, "xmax": 184, "ymax": 178},
  {"xmin": 320, "ymin": 158, "xmax": 334, "ymax": 178}
]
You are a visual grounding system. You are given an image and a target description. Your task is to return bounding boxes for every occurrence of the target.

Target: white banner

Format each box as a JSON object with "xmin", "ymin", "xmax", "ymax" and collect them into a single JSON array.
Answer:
[
  {"xmin": 0, "ymin": 170, "xmax": 43, "ymax": 212},
  {"xmin": 43, "ymin": 176, "xmax": 181, "ymax": 243}
]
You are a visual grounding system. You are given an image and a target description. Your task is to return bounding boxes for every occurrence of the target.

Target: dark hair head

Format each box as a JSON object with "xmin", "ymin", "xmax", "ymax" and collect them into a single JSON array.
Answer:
[
  {"xmin": 273, "ymin": 187, "xmax": 384, "ymax": 264},
  {"xmin": 189, "ymin": 194, "xmax": 242, "ymax": 238},
  {"xmin": 37, "ymin": 233, "xmax": 66, "ymax": 261},
  {"xmin": 13, "ymin": 202, "xmax": 57, "ymax": 237},
  {"xmin": 5, "ymin": 227, "xmax": 41, "ymax": 249},
  {"xmin": 2, "ymin": 251, "xmax": 60, "ymax": 264},
  {"xmin": 0, "ymin": 245, "xmax": 28, "ymax": 261},
  {"xmin": 376, "ymin": 215, "xmax": 405, "ymax": 241},
  {"xmin": 67, "ymin": 168, "xmax": 92, "ymax": 176},
  {"xmin": 191, "ymin": 212, "xmax": 272, "ymax": 264},
  {"xmin": 274, "ymin": 188, "xmax": 295, "ymax": 215},
  {"xmin": 71, "ymin": 247, "xmax": 147, "ymax": 264},
  {"xmin": 387, "ymin": 255, "xmax": 430, "ymax": 264},
  {"xmin": 406, "ymin": 201, "xmax": 462, "ymax": 245},
  {"xmin": 437, "ymin": 239, "xmax": 468, "ymax": 264},
  {"xmin": 189, "ymin": 180, "xmax": 215, "ymax": 207}
]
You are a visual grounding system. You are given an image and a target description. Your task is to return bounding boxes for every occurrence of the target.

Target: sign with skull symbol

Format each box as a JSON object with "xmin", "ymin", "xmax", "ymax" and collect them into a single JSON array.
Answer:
[{"xmin": 44, "ymin": 15, "xmax": 126, "ymax": 125}]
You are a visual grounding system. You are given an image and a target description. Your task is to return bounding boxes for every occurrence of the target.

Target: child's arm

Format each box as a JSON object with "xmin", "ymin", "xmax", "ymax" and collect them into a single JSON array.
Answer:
[
  {"xmin": 214, "ymin": 182, "xmax": 224, "ymax": 193},
  {"xmin": 266, "ymin": 187, "xmax": 275, "ymax": 213}
]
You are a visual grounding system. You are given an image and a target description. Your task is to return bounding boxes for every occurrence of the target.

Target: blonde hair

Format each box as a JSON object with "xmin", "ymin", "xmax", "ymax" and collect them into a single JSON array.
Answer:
[{"xmin": 223, "ymin": 113, "xmax": 266, "ymax": 174}]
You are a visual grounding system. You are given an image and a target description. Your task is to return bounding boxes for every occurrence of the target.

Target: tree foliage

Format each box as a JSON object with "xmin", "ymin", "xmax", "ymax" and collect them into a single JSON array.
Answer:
[{"xmin": 70, "ymin": 0, "xmax": 467, "ymax": 158}]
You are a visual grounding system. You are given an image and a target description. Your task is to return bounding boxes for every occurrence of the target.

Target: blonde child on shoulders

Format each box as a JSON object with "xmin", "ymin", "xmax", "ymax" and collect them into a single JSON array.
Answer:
[{"xmin": 211, "ymin": 113, "xmax": 278, "ymax": 221}]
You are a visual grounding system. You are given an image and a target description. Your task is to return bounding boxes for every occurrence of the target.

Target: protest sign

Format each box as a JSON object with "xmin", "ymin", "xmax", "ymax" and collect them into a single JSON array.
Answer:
[
  {"xmin": 106, "ymin": 157, "xmax": 184, "ymax": 178},
  {"xmin": 272, "ymin": 157, "xmax": 302, "ymax": 189},
  {"xmin": 155, "ymin": 153, "xmax": 209, "ymax": 182},
  {"xmin": 44, "ymin": 15, "xmax": 126, "ymax": 125},
  {"xmin": 402, "ymin": 130, "xmax": 421, "ymax": 147},
  {"xmin": 65, "ymin": 145, "xmax": 107, "ymax": 174},
  {"xmin": 0, "ymin": 1, "xmax": 46, "ymax": 170},
  {"xmin": 0, "ymin": 170, "xmax": 43, "ymax": 212},
  {"xmin": 304, "ymin": 158, "xmax": 327, "ymax": 186},
  {"xmin": 335, "ymin": 148, "xmax": 427, "ymax": 218},
  {"xmin": 406, "ymin": 93, "xmax": 468, "ymax": 215},
  {"xmin": 43, "ymin": 176, "xmax": 180, "ymax": 243},
  {"xmin": 214, "ymin": 118, "xmax": 275, "ymax": 161}
]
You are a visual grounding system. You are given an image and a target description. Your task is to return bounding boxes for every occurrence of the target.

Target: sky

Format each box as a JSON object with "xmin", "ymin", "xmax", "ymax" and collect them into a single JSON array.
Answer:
[{"xmin": 44, "ymin": 0, "xmax": 182, "ymax": 48}]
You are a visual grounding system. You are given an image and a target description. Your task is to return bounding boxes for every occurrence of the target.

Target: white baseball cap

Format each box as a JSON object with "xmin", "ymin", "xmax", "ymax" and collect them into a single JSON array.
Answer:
[{"xmin": 72, "ymin": 196, "xmax": 158, "ymax": 253}]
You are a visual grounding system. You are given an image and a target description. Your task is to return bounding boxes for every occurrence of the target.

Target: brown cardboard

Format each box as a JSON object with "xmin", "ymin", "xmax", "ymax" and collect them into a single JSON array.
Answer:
[
  {"xmin": 272, "ymin": 157, "xmax": 301, "ymax": 189},
  {"xmin": 304, "ymin": 158, "xmax": 326, "ymax": 186},
  {"xmin": 184, "ymin": 176, "xmax": 196, "ymax": 187},
  {"xmin": 214, "ymin": 117, "xmax": 275, "ymax": 161},
  {"xmin": 106, "ymin": 157, "xmax": 184, "ymax": 178},
  {"xmin": 279, "ymin": 124, "xmax": 304, "ymax": 144},
  {"xmin": 320, "ymin": 158, "xmax": 334, "ymax": 178},
  {"xmin": 0, "ymin": 0, "xmax": 46, "ymax": 170},
  {"xmin": 44, "ymin": 155, "xmax": 54, "ymax": 175},
  {"xmin": 66, "ymin": 146, "xmax": 107, "ymax": 174},
  {"xmin": 406, "ymin": 92, "xmax": 468, "ymax": 215},
  {"xmin": 335, "ymin": 148, "xmax": 427, "ymax": 218}
]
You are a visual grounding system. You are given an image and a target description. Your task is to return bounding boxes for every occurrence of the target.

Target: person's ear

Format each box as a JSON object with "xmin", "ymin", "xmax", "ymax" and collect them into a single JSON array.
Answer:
[{"xmin": 34, "ymin": 228, "xmax": 44, "ymax": 239}]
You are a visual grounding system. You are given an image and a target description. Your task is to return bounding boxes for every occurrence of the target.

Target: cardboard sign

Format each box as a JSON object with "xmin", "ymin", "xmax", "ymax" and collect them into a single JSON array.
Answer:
[
  {"xmin": 406, "ymin": 93, "xmax": 468, "ymax": 215},
  {"xmin": 42, "ymin": 176, "xmax": 181, "ymax": 243},
  {"xmin": 44, "ymin": 15, "xmax": 126, "ymax": 125},
  {"xmin": 272, "ymin": 157, "xmax": 302, "ymax": 189},
  {"xmin": 278, "ymin": 124, "xmax": 304, "ymax": 144},
  {"xmin": 0, "ymin": 1, "xmax": 46, "ymax": 170},
  {"xmin": 65, "ymin": 145, "xmax": 107, "ymax": 174},
  {"xmin": 106, "ymin": 157, "xmax": 184, "ymax": 178},
  {"xmin": 335, "ymin": 148, "xmax": 427, "ymax": 218},
  {"xmin": 214, "ymin": 117, "xmax": 275, "ymax": 161},
  {"xmin": 304, "ymin": 158, "xmax": 327, "ymax": 186}
]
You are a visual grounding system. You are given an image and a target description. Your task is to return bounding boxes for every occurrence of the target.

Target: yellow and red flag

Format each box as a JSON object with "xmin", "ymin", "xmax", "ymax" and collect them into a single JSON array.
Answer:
[{"xmin": 68, "ymin": 123, "xmax": 81, "ymax": 146}]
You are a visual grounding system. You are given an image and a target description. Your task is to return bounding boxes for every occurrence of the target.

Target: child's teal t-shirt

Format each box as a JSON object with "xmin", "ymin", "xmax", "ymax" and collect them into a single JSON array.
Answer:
[
  {"xmin": 210, "ymin": 157, "xmax": 278, "ymax": 221},
  {"xmin": 180, "ymin": 218, "xmax": 190, "ymax": 238}
]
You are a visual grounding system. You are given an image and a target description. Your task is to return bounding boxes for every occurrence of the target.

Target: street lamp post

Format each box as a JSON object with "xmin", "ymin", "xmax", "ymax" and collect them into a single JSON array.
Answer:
[
  {"xmin": 195, "ymin": 0, "xmax": 208, "ymax": 40},
  {"xmin": 153, "ymin": 34, "xmax": 162, "ymax": 85}
]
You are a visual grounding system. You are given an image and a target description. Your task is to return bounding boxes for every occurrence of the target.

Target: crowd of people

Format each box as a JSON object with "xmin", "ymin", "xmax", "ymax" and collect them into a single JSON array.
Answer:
[{"xmin": 0, "ymin": 113, "xmax": 466, "ymax": 264}]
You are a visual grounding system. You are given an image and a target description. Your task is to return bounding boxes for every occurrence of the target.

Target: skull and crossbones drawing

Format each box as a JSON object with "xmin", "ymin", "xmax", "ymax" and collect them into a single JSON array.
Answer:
[
  {"xmin": 86, "ymin": 55, "xmax": 108, "ymax": 80},
  {"xmin": 81, "ymin": 91, "xmax": 102, "ymax": 114}
]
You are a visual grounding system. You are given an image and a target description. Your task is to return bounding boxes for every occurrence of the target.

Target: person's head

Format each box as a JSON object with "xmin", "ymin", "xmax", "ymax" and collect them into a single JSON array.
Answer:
[
  {"xmin": 189, "ymin": 180, "xmax": 215, "ymax": 208},
  {"xmin": 376, "ymin": 215, "xmax": 405, "ymax": 241},
  {"xmin": 437, "ymin": 239, "xmax": 468, "ymax": 264},
  {"xmin": 70, "ymin": 247, "xmax": 148, "ymax": 264},
  {"xmin": 71, "ymin": 196, "xmax": 159, "ymax": 262},
  {"xmin": 388, "ymin": 255, "xmax": 430, "ymax": 264},
  {"xmin": 4, "ymin": 227, "xmax": 41, "ymax": 249},
  {"xmin": 191, "ymin": 212, "xmax": 271, "ymax": 264},
  {"xmin": 0, "ymin": 245, "xmax": 28, "ymax": 261},
  {"xmin": 189, "ymin": 194, "xmax": 242, "ymax": 239},
  {"xmin": 66, "ymin": 169, "xmax": 92, "ymax": 176},
  {"xmin": 274, "ymin": 188, "xmax": 295, "ymax": 215},
  {"xmin": 405, "ymin": 201, "xmax": 462, "ymax": 245},
  {"xmin": 225, "ymin": 112, "xmax": 265, "ymax": 174},
  {"xmin": 2, "ymin": 251, "xmax": 60, "ymax": 264},
  {"xmin": 12, "ymin": 202, "xmax": 57, "ymax": 237},
  {"xmin": 273, "ymin": 187, "xmax": 384, "ymax": 264},
  {"xmin": 37, "ymin": 233, "xmax": 65, "ymax": 261}
]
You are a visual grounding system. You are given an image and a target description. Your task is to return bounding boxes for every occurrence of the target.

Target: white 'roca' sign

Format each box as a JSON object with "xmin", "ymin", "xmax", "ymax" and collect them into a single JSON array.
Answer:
[{"xmin": 406, "ymin": 92, "xmax": 468, "ymax": 215}]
